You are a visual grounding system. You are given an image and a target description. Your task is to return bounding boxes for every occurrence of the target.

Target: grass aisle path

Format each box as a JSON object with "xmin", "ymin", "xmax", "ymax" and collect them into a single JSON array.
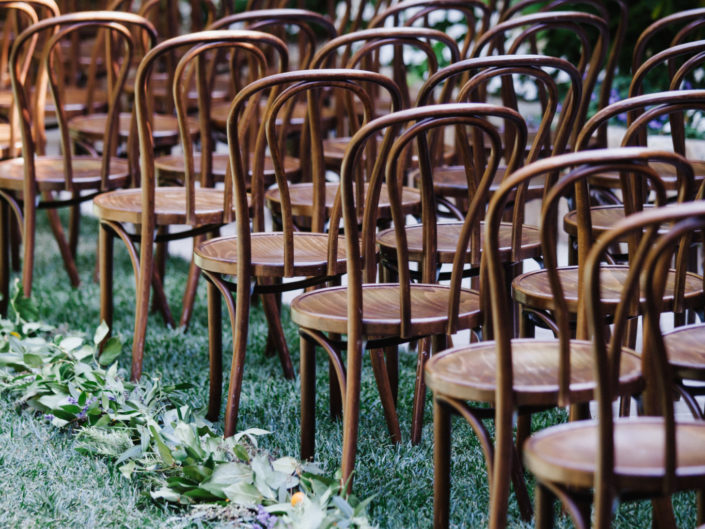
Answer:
[{"xmin": 0, "ymin": 212, "xmax": 697, "ymax": 528}]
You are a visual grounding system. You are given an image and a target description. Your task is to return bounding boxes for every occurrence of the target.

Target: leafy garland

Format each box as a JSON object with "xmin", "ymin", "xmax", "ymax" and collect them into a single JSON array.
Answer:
[{"xmin": 0, "ymin": 286, "xmax": 375, "ymax": 529}]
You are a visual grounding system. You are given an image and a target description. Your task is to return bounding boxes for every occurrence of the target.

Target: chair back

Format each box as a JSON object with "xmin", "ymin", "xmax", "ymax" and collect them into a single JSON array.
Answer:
[
  {"xmin": 330, "ymin": 103, "xmax": 527, "ymax": 339},
  {"xmin": 225, "ymin": 68, "xmax": 403, "ymax": 276},
  {"xmin": 472, "ymin": 11, "xmax": 608, "ymax": 147},
  {"xmin": 10, "ymin": 12, "xmax": 156, "ymax": 199},
  {"xmin": 583, "ymin": 199, "xmax": 705, "ymax": 518},
  {"xmin": 369, "ymin": 0, "xmax": 492, "ymax": 60},
  {"xmin": 134, "ymin": 29, "xmax": 289, "ymax": 226}
]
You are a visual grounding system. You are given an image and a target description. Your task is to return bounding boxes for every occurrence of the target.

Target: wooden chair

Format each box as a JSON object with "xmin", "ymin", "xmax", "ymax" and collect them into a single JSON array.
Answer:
[
  {"xmin": 194, "ymin": 67, "xmax": 406, "ymax": 435},
  {"xmin": 523, "ymin": 200, "xmax": 705, "ymax": 529},
  {"xmin": 93, "ymin": 29, "xmax": 289, "ymax": 381},
  {"xmin": 290, "ymin": 102, "xmax": 529, "ymax": 491},
  {"xmin": 425, "ymin": 148, "xmax": 695, "ymax": 529},
  {"xmin": 564, "ymin": 90, "xmax": 705, "ymax": 264},
  {"xmin": 0, "ymin": 11, "xmax": 156, "ymax": 315}
]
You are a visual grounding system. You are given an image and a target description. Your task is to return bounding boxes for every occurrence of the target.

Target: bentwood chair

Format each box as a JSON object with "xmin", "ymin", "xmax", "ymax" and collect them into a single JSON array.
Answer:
[
  {"xmin": 0, "ymin": 12, "xmax": 156, "ymax": 315},
  {"xmin": 425, "ymin": 148, "xmax": 695, "ymax": 529},
  {"xmin": 194, "ymin": 68, "xmax": 406, "ymax": 436},
  {"xmin": 524, "ymin": 200, "xmax": 705, "ymax": 529},
  {"xmin": 290, "ymin": 103, "xmax": 528, "ymax": 491},
  {"xmin": 94, "ymin": 29, "xmax": 289, "ymax": 381}
]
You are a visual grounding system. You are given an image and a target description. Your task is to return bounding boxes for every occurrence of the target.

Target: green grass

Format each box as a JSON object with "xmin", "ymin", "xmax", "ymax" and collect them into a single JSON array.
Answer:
[{"xmin": 0, "ymin": 210, "xmax": 698, "ymax": 528}]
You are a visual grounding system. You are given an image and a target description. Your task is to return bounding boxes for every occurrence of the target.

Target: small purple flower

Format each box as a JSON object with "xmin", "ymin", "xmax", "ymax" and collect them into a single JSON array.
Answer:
[
  {"xmin": 108, "ymin": 395, "xmax": 117, "ymax": 402},
  {"xmin": 648, "ymin": 119, "xmax": 663, "ymax": 130},
  {"xmin": 67, "ymin": 396, "xmax": 78, "ymax": 405},
  {"xmin": 44, "ymin": 414, "xmax": 54, "ymax": 421},
  {"xmin": 252, "ymin": 505, "xmax": 277, "ymax": 529},
  {"xmin": 609, "ymin": 88, "xmax": 620, "ymax": 105}
]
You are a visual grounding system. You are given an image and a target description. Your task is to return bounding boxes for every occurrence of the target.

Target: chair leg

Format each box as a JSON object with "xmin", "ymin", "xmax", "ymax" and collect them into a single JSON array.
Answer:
[
  {"xmin": 206, "ymin": 279, "xmax": 222, "ymax": 422},
  {"xmin": 43, "ymin": 196, "xmax": 79, "ymax": 288},
  {"xmin": 340, "ymin": 337, "xmax": 363, "ymax": 493},
  {"xmin": 131, "ymin": 227, "xmax": 154, "ymax": 381},
  {"xmin": 369, "ymin": 347, "xmax": 402, "ymax": 443},
  {"xmin": 328, "ymin": 338, "xmax": 342, "ymax": 420},
  {"xmin": 222, "ymin": 275, "xmax": 250, "ymax": 438},
  {"xmin": 534, "ymin": 483, "xmax": 555, "ymax": 529},
  {"xmin": 433, "ymin": 395, "xmax": 451, "ymax": 529},
  {"xmin": 651, "ymin": 497, "xmax": 676, "ymax": 529},
  {"xmin": 410, "ymin": 337, "xmax": 432, "ymax": 444},
  {"xmin": 68, "ymin": 198, "xmax": 80, "ymax": 259},
  {"xmin": 697, "ymin": 488, "xmax": 705, "ymax": 525},
  {"xmin": 490, "ymin": 401, "xmax": 514, "ymax": 529},
  {"xmin": 300, "ymin": 334, "xmax": 316, "ymax": 460},
  {"xmin": 22, "ymin": 195, "xmax": 36, "ymax": 299},
  {"xmin": 0, "ymin": 199, "xmax": 9, "ymax": 317},
  {"xmin": 10, "ymin": 213, "xmax": 20, "ymax": 273},
  {"xmin": 98, "ymin": 222, "xmax": 114, "ymax": 347},
  {"xmin": 179, "ymin": 249, "xmax": 201, "ymax": 329},
  {"xmin": 260, "ymin": 289, "xmax": 294, "ymax": 379}
]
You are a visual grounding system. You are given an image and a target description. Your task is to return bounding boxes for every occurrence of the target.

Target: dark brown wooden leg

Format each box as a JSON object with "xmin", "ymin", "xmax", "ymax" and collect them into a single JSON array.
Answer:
[
  {"xmin": 98, "ymin": 222, "xmax": 113, "ymax": 348},
  {"xmin": 329, "ymin": 338, "xmax": 342, "ymax": 420},
  {"xmin": 697, "ymin": 488, "xmax": 705, "ymax": 525},
  {"xmin": 10, "ymin": 212, "xmax": 20, "ymax": 272},
  {"xmin": 179, "ymin": 252, "xmax": 201, "ymax": 329},
  {"xmin": 511, "ymin": 443, "xmax": 533, "ymax": 521},
  {"xmin": 44, "ymin": 199, "xmax": 79, "ymax": 288},
  {"xmin": 433, "ymin": 395, "xmax": 451, "ymax": 529},
  {"xmin": 68, "ymin": 199, "xmax": 80, "ymax": 259},
  {"xmin": 261, "ymin": 290, "xmax": 294, "ymax": 380},
  {"xmin": 651, "ymin": 497, "xmax": 676, "ymax": 529},
  {"xmin": 131, "ymin": 227, "xmax": 153, "ymax": 381},
  {"xmin": 410, "ymin": 336, "xmax": 432, "ymax": 444},
  {"xmin": 206, "ymin": 279, "xmax": 222, "ymax": 422},
  {"xmin": 385, "ymin": 345, "xmax": 398, "ymax": 405},
  {"xmin": 0, "ymin": 199, "xmax": 9, "ymax": 316},
  {"xmin": 300, "ymin": 334, "xmax": 316, "ymax": 460},
  {"xmin": 534, "ymin": 483, "xmax": 554, "ymax": 529},
  {"xmin": 340, "ymin": 337, "xmax": 363, "ymax": 493},
  {"xmin": 369, "ymin": 347, "xmax": 402, "ymax": 443},
  {"xmin": 223, "ymin": 276, "xmax": 248, "ymax": 438}
]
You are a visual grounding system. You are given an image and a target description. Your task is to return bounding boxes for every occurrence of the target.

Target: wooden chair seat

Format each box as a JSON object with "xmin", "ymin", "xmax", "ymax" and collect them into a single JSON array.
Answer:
[
  {"xmin": 265, "ymin": 181, "xmax": 422, "ymax": 219},
  {"xmin": 290, "ymin": 283, "xmax": 481, "ymax": 337},
  {"xmin": 513, "ymin": 265, "xmax": 704, "ymax": 313},
  {"xmin": 664, "ymin": 324, "xmax": 705, "ymax": 380},
  {"xmin": 524, "ymin": 418, "xmax": 705, "ymax": 492},
  {"xmin": 194, "ymin": 232, "xmax": 346, "ymax": 277},
  {"xmin": 322, "ymin": 136, "xmax": 455, "ymax": 169},
  {"xmin": 0, "ymin": 122, "xmax": 22, "ymax": 158},
  {"xmin": 210, "ymin": 98, "xmax": 336, "ymax": 131},
  {"xmin": 154, "ymin": 151, "xmax": 301, "ymax": 184},
  {"xmin": 588, "ymin": 161, "xmax": 705, "ymax": 191},
  {"xmin": 69, "ymin": 112, "xmax": 199, "ymax": 150},
  {"xmin": 0, "ymin": 155, "xmax": 129, "ymax": 191},
  {"xmin": 414, "ymin": 165, "xmax": 546, "ymax": 201},
  {"xmin": 426, "ymin": 338, "xmax": 642, "ymax": 407},
  {"xmin": 377, "ymin": 221, "xmax": 541, "ymax": 264},
  {"xmin": 0, "ymin": 86, "xmax": 109, "ymax": 119},
  {"xmin": 93, "ymin": 186, "xmax": 236, "ymax": 225}
]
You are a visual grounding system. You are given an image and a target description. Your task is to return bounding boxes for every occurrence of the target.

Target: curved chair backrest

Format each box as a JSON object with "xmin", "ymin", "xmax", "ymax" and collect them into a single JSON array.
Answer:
[
  {"xmin": 477, "ymin": 148, "xmax": 694, "ymax": 409},
  {"xmin": 369, "ymin": 0, "xmax": 492, "ymax": 60},
  {"xmin": 209, "ymin": 9, "xmax": 337, "ymax": 71},
  {"xmin": 134, "ymin": 29, "xmax": 289, "ymax": 227},
  {"xmin": 225, "ymin": 68, "xmax": 403, "ymax": 276},
  {"xmin": 311, "ymin": 27, "xmax": 461, "ymax": 112},
  {"xmin": 417, "ymin": 54, "xmax": 582, "ymax": 187},
  {"xmin": 10, "ymin": 12, "xmax": 157, "ymax": 199},
  {"xmin": 471, "ymin": 11, "xmax": 608, "ymax": 147},
  {"xmin": 584, "ymin": 200, "xmax": 705, "ymax": 518},
  {"xmin": 577, "ymin": 90, "xmax": 705, "ymax": 195},
  {"xmin": 329, "ymin": 103, "xmax": 527, "ymax": 340}
]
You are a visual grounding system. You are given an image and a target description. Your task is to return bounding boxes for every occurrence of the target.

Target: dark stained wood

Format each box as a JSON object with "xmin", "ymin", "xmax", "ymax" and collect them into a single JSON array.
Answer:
[{"xmin": 664, "ymin": 324, "xmax": 705, "ymax": 380}]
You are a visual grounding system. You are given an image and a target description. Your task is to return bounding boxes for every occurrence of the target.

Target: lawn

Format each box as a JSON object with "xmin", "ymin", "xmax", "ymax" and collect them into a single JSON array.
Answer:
[{"xmin": 0, "ymin": 211, "xmax": 698, "ymax": 528}]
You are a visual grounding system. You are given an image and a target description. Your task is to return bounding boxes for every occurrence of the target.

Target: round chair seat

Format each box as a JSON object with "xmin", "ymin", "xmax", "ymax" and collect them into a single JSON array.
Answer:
[
  {"xmin": 93, "ymin": 186, "xmax": 236, "ymax": 225},
  {"xmin": 425, "ymin": 338, "xmax": 643, "ymax": 406},
  {"xmin": 524, "ymin": 418, "xmax": 705, "ymax": 491},
  {"xmin": 377, "ymin": 221, "xmax": 541, "ymax": 264},
  {"xmin": 0, "ymin": 122, "xmax": 23, "ymax": 158},
  {"xmin": 69, "ymin": 112, "xmax": 199, "ymax": 150},
  {"xmin": 210, "ymin": 98, "xmax": 336, "ymax": 131},
  {"xmin": 512, "ymin": 265, "xmax": 704, "ymax": 313},
  {"xmin": 322, "ymin": 137, "xmax": 455, "ymax": 170},
  {"xmin": 194, "ymin": 232, "xmax": 346, "ymax": 277},
  {"xmin": 563, "ymin": 205, "xmax": 663, "ymax": 238},
  {"xmin": 154, "ymin": 151, "xmax": 301, "ymax": 184},
  {"xmin": 290, "ymin": 283, "xmax": 481, "ymax": 336},
  {"xmin": 265, "ymin": 182, "xmax": 422, "ymax": 220},
  {"xmin": 663, "ymin": 323, "xmax": 705, "ymax": 380},
  {"xmin": 0, "ymin": 155, "xmax": 129, "ymax": 191}
]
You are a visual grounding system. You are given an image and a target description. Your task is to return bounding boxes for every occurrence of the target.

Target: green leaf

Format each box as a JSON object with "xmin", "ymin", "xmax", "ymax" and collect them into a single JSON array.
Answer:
[
  {"xmin": 93, "ymin": 321, "xmax": 110, "ymax": 345},
  {"xmin": 60, "ymin": 336, "xmax": 84, "ymax": 352},
  {"xmin": 98, "ymin": 338, "xmax": 122, "ymax": 367},
  {"xmin": 332, "ymin": 495, "xmax": 355, "ymax": 518},
  {"xmin": 150, "ymin": 425, "xmax": 176, "ymax": 466},
  {"xmin": 119, "ymin": 461, "xmax": 136, "ymax": 479},
  {"xmin": 150, "ymin": 487, "xmax": 184, "ymax": 504},
  {"xmin": 223, "ymin": 481, "xmax": 261, "ymax": 506},
  {"xmin": 11, "ymin": 288, "xmax": 39, "ymax": 322},
  {"xmin": 21, "ymin": 353, "xmax": 43, "ymax": 368}
]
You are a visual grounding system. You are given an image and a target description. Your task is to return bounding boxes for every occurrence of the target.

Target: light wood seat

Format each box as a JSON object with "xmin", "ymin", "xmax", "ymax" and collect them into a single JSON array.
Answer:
[
  {"xmin": 427, "ymin": 339, "xmax": 642, "ymax": 407},
  {"xmin": 93, "ymin": 187, "xmax": 236, "ymax": 225},
  {"xmin": 154, "ymin": 151, "xmax": 300, "ymax": 184},
  {"xmin": 524, "ymin": 418, "xmax": 705, "ymax": 492},
  {"xmin": 664, "ymin": 324, "xmax": 705, "ymax": 380},
  {"xmin": 195, "ymin": 232, "xmax": 345, "ymax": 276},
  {"xmin": 0, "ymin": 155, "xmax": 129, "ymax": 191},
  {"xmin": 69, "ymin": 112, "xmax": 199, "ymax": 151},
  {"xmin": 513, "ymin": 265, "xmax": 704, "ymax": 313},
  {"xmin": 378, "ymin": 221, "xmax": 541, "ymax": 264},
  {"xmin": 292, "ymin": 283, "xmax": 481, "ymax": 337}
]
